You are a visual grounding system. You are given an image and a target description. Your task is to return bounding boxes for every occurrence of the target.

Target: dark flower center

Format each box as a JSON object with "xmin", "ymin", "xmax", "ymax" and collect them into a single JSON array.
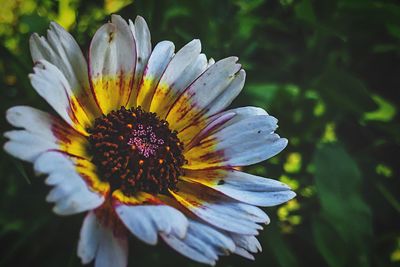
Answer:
[{"xmin": 88, "ymin": 106, "xmax": 185, "ymax": 195}]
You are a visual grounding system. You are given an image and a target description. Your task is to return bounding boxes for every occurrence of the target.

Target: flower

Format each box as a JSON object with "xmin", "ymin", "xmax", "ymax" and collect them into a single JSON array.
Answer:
[{"xmin": 4, "ymin": 15, "xmax": 295, "ymax": 266}]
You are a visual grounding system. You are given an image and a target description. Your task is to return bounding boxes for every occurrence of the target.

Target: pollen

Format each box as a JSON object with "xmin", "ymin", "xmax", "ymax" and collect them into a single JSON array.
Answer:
[{"xmin": 88, "ymin": 106, "xmax": 185, "ymax": 195}]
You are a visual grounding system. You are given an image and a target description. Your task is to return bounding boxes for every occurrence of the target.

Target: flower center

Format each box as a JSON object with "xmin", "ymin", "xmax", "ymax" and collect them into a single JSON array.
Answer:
[{"xmin": 88, "ymin": 106, "xmax": 185, "ymax": 195}]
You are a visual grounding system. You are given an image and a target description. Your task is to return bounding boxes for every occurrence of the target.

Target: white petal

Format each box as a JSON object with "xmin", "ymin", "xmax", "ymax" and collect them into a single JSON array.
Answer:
[
  {"xmin": 216, "ymin": 106, "xmax": 269, "ymax": 128},
  {"xmin": 189, "ymin": 221, "xmax": 236, "ymax": 254},
  {"xmin": 78, "ymin": 211, "xmax": 101, "ymax": 264},
  {"xmin": 128, "ymin": 16, "xmax": 152, "ymax": 105},
  {"xmin": 3, "ymin": 130, "xmax": 56, "ymax": 162},
  {"xmin": 6, "ymin": 106, "xmax": 55, "ymax": 138},
  {"xmin": 151, "ymin": 53, "xmax": 208, "ymax": 119},
  {"xmin": 34, "ymin": 150, "xmax": 74, "ymax": 174},
  {"xmin": 160, "ymin": 40, "xmax": 202, "ymax": 87},
  {"xmin": 183, "ymin": 168, "xmax": 295, "ymax": 207},
  {"xmin": 230, "ymin": 234, "xmax": 262, "ymax": 260},
  {"xmin": 30, "ymin": 23, "xmax": 101, "ymax": 120},
  {"xmin": 4, "ymin": 105, "xmax": 89, "ymax": 162},
  {"xmin": 46, "ymin": 179, "xmax": 76, "ymax": 202},
  {"xmin": 45, "ymin": 173, "xmax": 66, "ymax": 185},
  {"xmin": 170, "ymin": 181, "xmax": 267, "ymax": 235},
  {"xmin": 182, "ymin": 106, "xmax": 268, "ymax": 151},
  {"xmin": 89, "ymin": 14, "xmax": 136, "ymax": 113},
  {"xmin": 29, "ymin": 60, "xmax": 90, "ymax": 134},
  {"xmin": 149, "ymin": 39, "xmax": 201, "ymax": 113},
  {"xmin": 185, "ymin": 115, "xmax": 287, "ymax": 169},
  {"xmin": 161, "ymin": 220, "xmax": 235, "ymax": 266},
  {"xmin": 175, "ymin": 53, "xmax": 208, "ymax": 92},
  {"xmin": 34, "ymin": 151, "xmax": 105, "ymax": 215},
  {"xmin": 51, "ymin": 183, "xmax": 104, "ymax": 216},
  {"xmin": 231, "ymin": 234, "xmax": 262, "ymax": 253},
  {"xmin": 166, "ymin": 56, "xmax": 241, "ymax": 131},
  {"xmin": 94, "ymin": 218, "xmax": 128, "ymax": 267},
  {"xmin": 115, "ymin": 204, "xmax": 188, "ymax": 245},
  {"xmin": 78, "ymin": 212, "xmax": 130, "ymax": 266},
  {"xmin": 136, "ymin": 41, "xmax": 175, "ymax": 110},
  {"xmin": 162, "ymin": 235, "xmax": 216, "ymax": 266},
  {"xmin": 28, "ymin": 60, "xmax": 72, "ymax": 126},
  {"xmin": 208, "ymin": 57, "xmax": 215, "ymax": 67},
  {"xmin": 30, "ymin": 22, "xmax": 92, "ymax": 100},
  {"xmin": 234, "ymin": 247, "xmax": 255, "ymax": 260},
  {"xmin": 205, "ymin": 69, "xmax": 246, "ymax": 116},
  {"xmin": 95, "ymin": 237, "xmax": 128, "ymax": 267}
]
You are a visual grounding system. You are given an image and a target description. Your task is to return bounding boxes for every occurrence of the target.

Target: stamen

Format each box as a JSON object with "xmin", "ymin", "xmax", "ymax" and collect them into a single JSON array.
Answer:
[
  {"xmin": 88, "ymin": 106, "xmax": 185, "ymax": 195},
  {"xmin": 126, "ymin": 124, "xmax": 165, "ymax": 158}
]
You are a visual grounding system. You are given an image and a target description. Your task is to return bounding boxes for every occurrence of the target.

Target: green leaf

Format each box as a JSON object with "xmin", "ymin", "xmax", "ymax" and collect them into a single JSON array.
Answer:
[
  {"xmin": 312, "ymin": 144, "xmax": 372, "ymax": 267},
  {"xmin": 294, "ymin": 0, "xmax": 316, "ymax": 24},
  {"xmin": 364, "ymin": 94, "xmax": 396, "ymax": 122},
  {"xmin": 265, "ymin": 222, "xmax": 299, "ymax": 267},
  {"xmin": 314, "ymin": 68, "xmax": 377, "ymax": 116},
  {"xmin": 12, "ymin": 159, "xmax": 31, "ymax": 185},
  {"xmin": 386, "ymin": 23, "xmax": 400, "ymax": 39},
  {"xmin": 244, "ymin": 83, "xmax": 280, "ymax": 107},
  {"xmin": 312, "ymin": 216, "xmax": 347, "ymax": 267}
]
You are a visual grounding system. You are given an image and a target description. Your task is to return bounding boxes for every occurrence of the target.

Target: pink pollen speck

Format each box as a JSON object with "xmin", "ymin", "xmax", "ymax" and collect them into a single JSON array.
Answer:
[{"xmin": 127, "ymin": 123, "xmax": 164, "ymax": 158}]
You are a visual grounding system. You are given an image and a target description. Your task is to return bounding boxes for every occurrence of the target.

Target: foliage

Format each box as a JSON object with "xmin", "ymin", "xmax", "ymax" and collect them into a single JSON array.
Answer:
[{"xmin": 0, "ymin": 0, "xmax": 399, "ymax": 266}]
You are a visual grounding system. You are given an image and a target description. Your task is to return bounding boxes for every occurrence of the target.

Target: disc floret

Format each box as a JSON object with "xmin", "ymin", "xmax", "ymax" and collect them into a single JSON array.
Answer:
[{"xmin": 88, "ymin": 106, "xmax": 185, "ymax": 195}]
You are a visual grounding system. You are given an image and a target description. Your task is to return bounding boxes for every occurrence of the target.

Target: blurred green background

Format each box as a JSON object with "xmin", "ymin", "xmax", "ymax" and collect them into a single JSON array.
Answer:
[{"xmin": 0, "ymin": 0, "xmax": 399, "ymax": 266}]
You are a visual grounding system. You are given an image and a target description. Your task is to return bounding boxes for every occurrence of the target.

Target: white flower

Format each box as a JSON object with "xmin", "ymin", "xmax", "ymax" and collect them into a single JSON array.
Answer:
[{"xmin": 4, "ymin": 15, "xmax": 295, "ymax": 266}]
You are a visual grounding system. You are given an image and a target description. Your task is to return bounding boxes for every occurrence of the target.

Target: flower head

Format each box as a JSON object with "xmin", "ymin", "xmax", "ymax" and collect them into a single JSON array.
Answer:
[{"xmin": 4, "ymin": 15, "xmax": 295, "ymax": 266}]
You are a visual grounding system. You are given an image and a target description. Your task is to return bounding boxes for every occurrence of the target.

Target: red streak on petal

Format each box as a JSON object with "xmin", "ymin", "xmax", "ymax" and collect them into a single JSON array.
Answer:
[{"xmin": 95, "ymin": 198, "xmax": 127, "ymax": 237}]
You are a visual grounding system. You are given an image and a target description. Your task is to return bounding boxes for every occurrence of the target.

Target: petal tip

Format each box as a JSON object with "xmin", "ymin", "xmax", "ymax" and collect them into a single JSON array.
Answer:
[
  {"xmin": 280, "ymin": 137, "xmax": 289, "ymax": 149},
  {"xmin": 135, "ymin": 15, "xmax": 146, "ymax": 23},
  {"xmin": 29, "ymin": 32, "xmax": 40, "ymax": 43},
  {"xmin": 49, "ymin": 21, "xmax": 63, "ymax": 31},
  {"xmin": 288, "ymin": 190, "xmax": 297, "ymax": 199},
  {"xmin": 111, "ymin": 14, "xmax": 124, "ymax": 22}
]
